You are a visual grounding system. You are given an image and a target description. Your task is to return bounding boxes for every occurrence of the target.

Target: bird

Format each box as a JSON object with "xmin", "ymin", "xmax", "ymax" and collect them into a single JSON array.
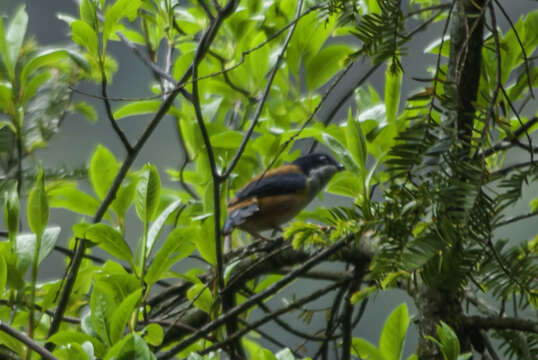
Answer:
[{"xmin": 222, "ymin": 153, "xmax": 344, "ymax": 239}]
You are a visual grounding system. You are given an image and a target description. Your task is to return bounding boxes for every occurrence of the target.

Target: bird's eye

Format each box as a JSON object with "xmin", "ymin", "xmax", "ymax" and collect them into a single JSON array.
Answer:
[{"xmin": 319, "ymin": 155, "xmax": 327, "ymax": 162}]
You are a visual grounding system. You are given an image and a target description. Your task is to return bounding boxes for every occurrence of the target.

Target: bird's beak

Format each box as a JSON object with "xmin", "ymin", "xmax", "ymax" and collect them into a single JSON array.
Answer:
[{"xmin": 336, "ymin": 162, "xmax": 345, "ymax": 171}]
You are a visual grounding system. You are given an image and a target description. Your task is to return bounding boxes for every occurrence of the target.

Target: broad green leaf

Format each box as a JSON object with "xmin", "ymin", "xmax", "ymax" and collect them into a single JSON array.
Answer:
[
  {"xmin": 326, "ymin": 171, "xmax": 362, "ymax": 198},
  {"xmin": 73, "ymin": 101, "xmax": 98, "ymax": 123},
  {"xmin": 0, "ymin": 329, "xmax": 23, "ymax": 356},
  {"xmin": 15, "ymin": 226, "xmax": 61, "ymax": 270},
  {"xmin": 321, "ymin": 133, "xmax": 359, "ymax": 174},
  {"xmin": 305, "ymin": 44, "xmax": 354, "ymax": 91},
  {"xmin": 5, "ymin": 6, "xmax": 28, "ymax": 79},
  {"xmin": 113, "ymin": 176, "xmax": 138, "ymax": 221},
  {"xmin": 38, "ymin": 226, "xmax": 61, "ymax": 264},
  {"xmin": 85, "ymin": 223, "xmax": 134, "ymax": 266},
  {"xmin": 244, "ymin": 338, "xmax": 278, "ymax": 360},
  {"xmin": 187, "ymin": 283, "xmax": 213, "ymax": 314},
  {"xmin": 105, "ymin": 333, "xmax": 153, "ymax": 360},
  {"xmin": 380, "ymin": 303, "xmax": 409, "ymax": 360},
  {"xmin": 0, "ymin": 81, "xmax": 13, "ymax": 114},
  {"xmin": 135, "ymin": 164, "xmax": 161, "ymax": 224},
  {"xmin": 366, "ymin": 0, "xmax": 382, "ymax": 14},
  {"xmin": 48, "ymin": 184, "xmax": 101, "ymax": 216},
  {"xmin": 22, "ymin": 72, "xmax": 50, "ymax": 105},
  {"xmin": 346, "ymin": 107, "xmax": 367, "ymax": 170},
  {"xmin": 109, "ymin": 288, "xmax": 142, "ymax": 344},
  {"xmin": 435, "ymin": 322, "xmax": 460, "ymax": 360},
  {"xmin": 275, "ymin": 348, "xmax": 295, "ymax": 360},
  {"xmin": 89, "ymin": 145, "xmax": 119, "ymax": 200},
  {"xmin": 0, "ymin": 19, "xmax": 10, "ymax": 77},
  {"xmin": 113, "ymin": 100, "xmax": 161, "ymax": 120},
  {"xmin": 350, "ymin": 285, "xmax": 377, "ymax": 304},
  {"xmin": 385, "ymin": 57, "xmax": 402, "ymax": 123},
  {"xmin": 211, "ymin": 131, "xmax": 244, "ymax": 149},
  {"xmin": 3, "ymin": 182, "xmax": 19, "ymax": 245},
  {"xmin": 20, "ymin": 49, "xmax": 71, "ymax": 85},
  {"xmin": 90, "ymin": 281, "xmax": 114, "ymax": 346},
  {"xmin": 48, "ymin": 330, "xmax": 106, "ymax": 358},
  {"xmin": 147, "ymin": 199, "xmax": 183, "ymax": 257},
  {"xmin": 103, "ymin": 0, "xmax": 143, "ymax": 50},
  {"xmin": 143, "ymin": 323, "xmax": 163, "ymax": 346},
  {"xmin": 350, "ymin": 338, "xmax": 384, "ymax": 360},
  {"xmin": 71, "ymin": 20, "xmax": 99, "ymax": 56},
  {"xmin": 80, "ymin": 0, "xmax": 98, "ymax": 27},
  {"xmin": 145, "ymin": 227, "xmax": 195, "ymax": 286},
  {"xmin": 27, "ymin": 168, "xmax": 49, "ymax": 237},
  {"xmin": 0, "ymin": 255, "xmax": 6, "ymax": 295},
  {"xmin": 196, "ymin": 216, "xmax": 216, "ymax": 265}
]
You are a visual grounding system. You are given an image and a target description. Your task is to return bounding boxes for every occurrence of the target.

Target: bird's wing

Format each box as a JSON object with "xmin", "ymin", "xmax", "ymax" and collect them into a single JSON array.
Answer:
[
  {"xmin": 223, "ymin": 171, "xmax": 307, "ymax": 234},
  {"xmin": 229, "ymin": 171, "xmax": 307, "ymax": 205}
]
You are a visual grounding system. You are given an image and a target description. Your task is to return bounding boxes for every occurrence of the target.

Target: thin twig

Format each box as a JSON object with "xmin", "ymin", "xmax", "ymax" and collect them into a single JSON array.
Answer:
[
  {"xmin": 102, "ymin": 76, "xmax": 133, "ymax": 152},
  {"xmin": 493, "ymin": 0, "xmax": 534, "ymax": 98},
  {"xmin": 47, "ymin": 0, "xmax": 231, "ymax": 340},
  {"xmin": 156, "ymin": 237, "xmax": 349, "ymax": 359},
  {"xmin": 495, "ymin": 210, "xmax": 538, "ymax": 228},
  {"xmin": 198, "ymin": 281, "xmax": 345, "ymax": 356},
  {"xmin": 0, "ymin": 322, "xmax": 58, "ymax": 360},
  {"xmin": 219, "ymin": 0, "xmax": 305, "ymax": 180}
]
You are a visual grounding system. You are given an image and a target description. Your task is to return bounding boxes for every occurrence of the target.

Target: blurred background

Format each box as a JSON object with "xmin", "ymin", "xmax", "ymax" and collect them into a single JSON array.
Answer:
[{"xmin": 1, "ymin": 0, "xmax": 536, "ymax": 356}]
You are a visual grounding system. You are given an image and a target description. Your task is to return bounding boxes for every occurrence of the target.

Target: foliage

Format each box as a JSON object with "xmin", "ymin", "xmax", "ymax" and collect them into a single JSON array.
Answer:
[{"xmin": 0, "ymin": 0, "xmax": 537, "ymax": 359}]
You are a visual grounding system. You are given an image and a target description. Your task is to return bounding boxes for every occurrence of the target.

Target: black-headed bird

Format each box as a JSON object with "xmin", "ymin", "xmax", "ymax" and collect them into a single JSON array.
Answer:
[{"xmin": 223, "ymin": 153, "xmax": 344, "ymax": 239}]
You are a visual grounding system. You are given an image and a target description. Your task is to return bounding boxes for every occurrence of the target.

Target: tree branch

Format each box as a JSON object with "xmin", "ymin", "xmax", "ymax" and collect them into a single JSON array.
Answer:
[
  {"xmin": 462, "ymin": 315, "xmax": 538, "ymax": 334},
  {"xmin": 0, "ymin": 321, "xmax": 58, "ymax": 360}
]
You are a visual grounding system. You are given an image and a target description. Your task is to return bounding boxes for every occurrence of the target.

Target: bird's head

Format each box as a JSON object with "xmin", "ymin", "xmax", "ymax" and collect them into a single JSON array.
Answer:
[{"xmin": 292, "ymin": 153, "xmax": 344, "ymax": 200}]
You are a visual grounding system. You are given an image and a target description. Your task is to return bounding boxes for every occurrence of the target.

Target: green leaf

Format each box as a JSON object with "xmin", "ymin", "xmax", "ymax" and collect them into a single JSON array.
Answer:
[
  {"xmin": 48, "ymin": 330, "xmax": 106, "ymax": 358},
  {"xmin": 73, "ymin": 101, "xmax": 98, "ymax": 123},
  {"xmin": 0, "ymin": 329, "xmax": 23, "ymax": 356},
  {"xmin": 147, "ymin": 199, "xmax": 183, "ymax": 257},
  {"xmin": 109, "ymin": 288, "xmax": 142, "ymax": 344},
  {"xmin": 71, "ymin": 20, "xmax": 99, "ymax": 55},
  {"xmin": 380, "ymin": 303, "xmax": 409, "ymax": 360},
  {"xmin": 27, "ymin": 168, "xmax": 49, "ymax": 237},
  {"xmin": 143, "ymin": 323, "xmax": 163, "ymax": 346},
  {"xmin": 321, "ymin": 133, "xmax": 359, "ymax": 174},
  {"xmin": 48, "ymin": 183, "xmax": 101, "ymax": 216},
  {"xmin": 0, "ymin": 19, "xmax": 10, "ymax": 78},
  {"xmin": 145, "ymin": 227, "xmax": 195, "ymax": 286},
  {"xmin": 305, "ymin": 44, "xmax": 354, "ymax": 91},
  {"xmin": 0, "ymin": 81, "xmax": 13, "ymax": 114},
  {"xmin": 15, "ymin": 226, "xmax": 61, "ymax": 271},
  {"xmin": 0, "ymin": 254, "xmax": 6, "ymax": 295},
  {"xmin": 80, "ymin": 0, "xmax": 98, "ymax": 27},
  {"xmin": 435, "ymin": 322, "xmax": 460, "ymax": 360},
  {"xmin": 89, "ymin": 145, "xmax": 119, "ymax": 200},
  {"xmin": 22, "ymin": 72, "xmax": 50, "ymax": 105},
  {"xmin": 112, "ymin": 176, "xmax": 138, "ymax": 220},
  {"xmin": 104, "ymin": 333, "xmax": 153, "ymax": 360},
  {"xmin": 20, "ymin": 49, "xmax": 71, "ymax": 85},
  {"xmin": 103, "ymin": 0, "xmax": 143, "ymax": 50},
  {"xmin": 384, "ymin": 57, "xmax": 402, "ymax": 123},
  {"xmin": 4, "ymin": 6, "xmax": 28, "ymax": 79},
  {"xmin": 3, "ymin": 182, "xmax": 19, "ymax": 245},
  {"xmin": 113, "ymin": 100, "xmax": 161, "ymax": 120},
  {"xmin": 135, "ymin": 164, "xmax": 161, "ymax": 224},
  {"xmin": 187, "ymin": 283, "xmax": 214, "ymax": 314},
  {"xmin": 275, "ymin": 348, "xmax": 295, "ymax": 360},
  {"xmin": 346, "ymin": 107, "xmax": 367, "ymax": 170},
  {"xmin": 85, "ymin": 224, "xmax": 134, "ymax": 266},
  {"xmin": 91, "ymin": 281, "xmax": 114, "ymax": 346},
  {"xmin": 350, "ymin": 338, "xmax": 384, "ymax": 360}
]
